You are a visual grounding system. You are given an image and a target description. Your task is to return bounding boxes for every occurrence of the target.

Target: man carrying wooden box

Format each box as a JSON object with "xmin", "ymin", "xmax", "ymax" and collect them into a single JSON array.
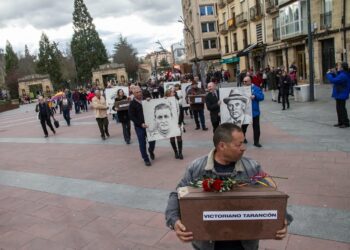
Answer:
[{"xmin": 165, "ymin": 123, "xmax": 292, "ymax": 250}]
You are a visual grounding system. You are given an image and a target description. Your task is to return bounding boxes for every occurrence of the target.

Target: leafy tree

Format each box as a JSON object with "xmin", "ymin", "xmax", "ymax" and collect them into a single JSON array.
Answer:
[
  {"xmin": 113, "ymin": 35, "xmax": 139, "ymax": 81},
  {"xmin": 159, "ymin": 58, "xmax": 170, "ymax": 68},
  {"xmin": 18, "ymin": 45, "xmax": 36, "ymax": 77},
  {"xmin": 36, "ymin": 33, "xmax": 62, "ymax": 89},
  {"xmin": 71, "ymin": 0, "xmax": 108, "ymax": 84},
  {"xmin": 4, "ymin": 41, "xmax": 19, "ymax": 99},
  {"xmin": 59, "ymin": 44, "xmax": 77, "ymax": 89}
]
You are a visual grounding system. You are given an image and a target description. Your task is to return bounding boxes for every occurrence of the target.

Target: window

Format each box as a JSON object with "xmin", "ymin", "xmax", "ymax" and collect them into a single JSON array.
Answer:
[
  {"xmin": 200, "ymin": 5, "xmax": 214, "ymax": 16},
  {"xmin": 243, "ymin": 29, "xmax": 248, "ymax": 48},
  {"xmin": 201, "ymin": 22, "xmax": 216, "ymax": 32},
  {"xmin": 321, "ymin": 0, "xmax": 332, "ymax": 28},
  {"xmin": 272, "ymin": 17, "xmax": 280, "ymax": 41},
  {"xmin": 233, "ymin": 33, "xmax": 238, "ymax": 51},
  {"xmin": 203, "ymin": 39, "xmax": 217, "ymax": 49},
  {"xmin": 256, "ymin": 23, "xmax": 263, "ymax": 43},
  {"xmin": 224, "ymin": 36, "xmax": 229, "ymax": 53},
  {"xmin": 279, "ymin": 1, "xmax": 306, "ymax": 39}
]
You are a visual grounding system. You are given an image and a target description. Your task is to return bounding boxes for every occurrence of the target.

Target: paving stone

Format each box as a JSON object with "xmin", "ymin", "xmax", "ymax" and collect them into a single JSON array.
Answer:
[
  {"xmin": 117, "ymin": 224, "xmax": 168, "ymax": 246},
  {"xmin": 19, "ymin": 238, "xmax": 74, "ymax": 250}
]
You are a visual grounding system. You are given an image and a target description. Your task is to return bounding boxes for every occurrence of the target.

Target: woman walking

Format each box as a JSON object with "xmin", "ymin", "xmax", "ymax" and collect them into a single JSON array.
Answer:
[{"xmin": 113, "ymin": 89, "xmax": 131, "ymax": 144}]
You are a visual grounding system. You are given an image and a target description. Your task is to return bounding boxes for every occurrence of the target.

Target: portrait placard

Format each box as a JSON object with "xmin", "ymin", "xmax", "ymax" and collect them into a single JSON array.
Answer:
[
  {"xmin": 142, "ymin": 97, "xmax": 181, "ymax": 141},
  {"xmin": 181, "ymin": 82, "xmax": 191, "ymax": 108},
  {"xmin": 219, "ymin": 86, "xmax": 252, "ymax": 126},
  {"xmin": 105, "ymin": 86, "xmax": 129, "ymax": 114},
  {"xmin": 164, "ymin": 81, "xmax": 180, "ymax": 93}
]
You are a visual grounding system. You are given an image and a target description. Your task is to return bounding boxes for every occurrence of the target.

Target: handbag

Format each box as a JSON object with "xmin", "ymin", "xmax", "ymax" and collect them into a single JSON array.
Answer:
[{"xmin": 53, "ymin": 118, "xmax": 60, "ymax": 128}]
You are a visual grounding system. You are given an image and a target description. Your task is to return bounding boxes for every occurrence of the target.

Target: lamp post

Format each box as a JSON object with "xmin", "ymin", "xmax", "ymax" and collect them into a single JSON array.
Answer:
[
  {"xmin": 178, "ymin": 16, "xmax": 199, "ymax": 77},
  {"xmin": 307, "ymin": 0, "xmax": 315, "ymax": 101}
]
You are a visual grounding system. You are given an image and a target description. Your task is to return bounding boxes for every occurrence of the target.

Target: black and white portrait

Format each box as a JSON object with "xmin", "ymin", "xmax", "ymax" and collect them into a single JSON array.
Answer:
[
  {"xmin": 142, "ymin": 97, "xmax": 181, "ymax": 141},
  {"xmin": 219, "ymin": 86, "xmax": 252, "ymax": 126},
  {"xmin": 164, "ymin": 81, "xmax": 180, "ymax": 93},
  {"xmin": 105, "ymin": 86, "xmax": 129, "ymax": 114},
  {"xmin": 181, "ymin": 82, "xmax": 191, "ymax": 108}
]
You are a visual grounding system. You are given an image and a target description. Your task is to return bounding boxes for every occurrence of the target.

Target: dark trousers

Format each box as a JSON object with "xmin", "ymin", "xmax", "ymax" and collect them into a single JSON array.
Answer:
[
  {"xmin": 96, "ymin": 117, "xmax": 109, "ymax": 137},
  {"xmin": 193, "ymin": 109, "xmax": 206, "ymax": 128},
  {"xmin": 134, "ymin": 126, "xmax": 156, "ymax": 162},
  {"xmin": 241, "ymin": 116, "xmax": 260, "ymax": 144},
  {"xmin": 121, "ymin": 120, "xmax": 131, "ymax": 142},
  {"xmin": 336, "ymin": 99, "xmax": 349, "ymax": 126},
  {"xmin": 40, "ymin": 115, "xmax": 55, "ymax": 136},
  {"xmin": 62, "ymin": 109, "xmax": 71, "ymax": 125},
  {"xmin": 74, "ymin": 101, "xmax": 80, "ymax": 113},
  {"xmin": 282, "ymin": 92, "xmax": 289, "ymax": 109},
  {"xmin": 81, "ymin": 100, "xmax": 88, "ymax": 111},
  {"xmin": 278, "ymin": 88, "xmax": 281, "ymax": 103}
]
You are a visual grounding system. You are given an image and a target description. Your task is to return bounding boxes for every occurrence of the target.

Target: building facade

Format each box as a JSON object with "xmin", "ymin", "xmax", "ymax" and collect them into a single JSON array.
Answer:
[
  {"xmin": 92, "ymin": 63, "xmax": 128, "ymax": 87},
  {"xmin": 18, "ymin": 74, "xmax": 53, "ymax": 98},
  {"xmin": 218, "ymin": 0, "xmax": 350, "ymax": 83},
  {"xmin": 181, "ymin": 0, "xmax": 222, "ymax": 78}
]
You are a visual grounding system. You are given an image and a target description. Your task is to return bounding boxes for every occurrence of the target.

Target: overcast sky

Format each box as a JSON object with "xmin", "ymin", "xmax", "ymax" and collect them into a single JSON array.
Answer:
[{"xmin": 0, "ymin": 0, "xmax": 184, "ymax": 57}]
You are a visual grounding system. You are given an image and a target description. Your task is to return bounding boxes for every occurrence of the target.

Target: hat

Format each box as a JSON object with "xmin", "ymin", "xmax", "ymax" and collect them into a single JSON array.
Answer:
[{"xmin": 223, "ymin": 90, "xmax": 248, "ymax": 104}]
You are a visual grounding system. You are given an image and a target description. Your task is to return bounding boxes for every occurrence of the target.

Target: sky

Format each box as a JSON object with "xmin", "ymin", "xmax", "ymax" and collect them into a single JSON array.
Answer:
[{"xmin": 0, "ymin": 0, "xmax": 184, "ymax": 57}]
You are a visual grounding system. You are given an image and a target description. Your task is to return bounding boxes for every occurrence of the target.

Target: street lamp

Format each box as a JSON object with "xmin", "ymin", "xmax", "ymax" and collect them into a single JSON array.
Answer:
[
  {"xmin": 178, "ymin": 16, "xmax": 199, "ymax": 77},
  {"xmin": 306, "ymin": 0, "xmax": 315, "ymax": 101}
]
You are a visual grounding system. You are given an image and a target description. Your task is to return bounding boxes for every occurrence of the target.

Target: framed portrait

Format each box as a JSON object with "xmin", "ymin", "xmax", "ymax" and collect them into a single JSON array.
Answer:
[
  {"xmin": 105, "ymin": 86, "xmax": 129, "ymax": 114},
  {"xmin": 164, "ymin": 81, "xmax": 180, "ymax": 93},
  {"xmin": 181, "ymin": 82, "xmax": 191, "ymax": 108},
  {"xmin": 142, "ymin": 96, "xmax": 181, "ymax": 141},
  {"xmin": 219, "ymin": 86, "xmax": 252, "ymax": 126}
]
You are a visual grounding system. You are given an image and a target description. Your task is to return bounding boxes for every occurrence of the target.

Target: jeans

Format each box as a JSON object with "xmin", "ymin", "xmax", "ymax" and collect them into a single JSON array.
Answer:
[
  {"xmin": 121, "ymin": 121, "xmax": 131, "ymax": 142},
  {"xmin": 193, "ymin": 109, "xmax": 206, "ymax": 128},
  {"xmin": 96, "ymin": 117, "xmax": 109, "ymax": 138},
  {"xmin": 241, "ymin": 116, "xmax": 261, "ymax": 144},
  {"xmin": 135, "ymin": 126, "xmax": 156, "ymax": 162},
  {"xmin": 336, "ymin": 99, "xmax": 349, "ymax": 126},
  {"xmin": 62, "ymin": 109, "xmax": 71, "ymax": 125}
]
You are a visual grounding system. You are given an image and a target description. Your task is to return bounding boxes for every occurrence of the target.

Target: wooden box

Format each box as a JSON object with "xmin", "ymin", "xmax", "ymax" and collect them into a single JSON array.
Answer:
[
  {"xmin": 188, "ymin": 95, "xmax": 206, "ymax": 104},
  {"xmin": 178, "ymin": 186, "xmax": 288, "ymax": 241},
  {"xmin": 115, "ymin": 100, "xmax": 130, "ymax": 111}
]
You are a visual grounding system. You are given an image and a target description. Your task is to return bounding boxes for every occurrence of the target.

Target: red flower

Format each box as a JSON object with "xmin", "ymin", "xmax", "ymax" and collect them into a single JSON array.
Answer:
[
  {"xmin": 202, "ymin": 178, "xmax": 212, "ymax": 191},
  {"xmin": 212, "ymin": 179, "xmax": 223, "ymax": 191}
]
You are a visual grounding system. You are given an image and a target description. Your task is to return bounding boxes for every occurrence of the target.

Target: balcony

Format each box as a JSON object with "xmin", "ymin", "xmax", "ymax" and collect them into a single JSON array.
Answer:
[
  {"xmin": 280, "ymin": 20, "xmax": 307, "ymax": 40},
  {"xmin": 250, "ymin": 5, "xmax": 263, "ymax": 21},
  {"xmin": 227, "ymin": 17, "xmax": 236, "ymax": 30},
  {"xmin": 320, "ymin": 12, "xmax": 332, "ymax": 30},
  {"xmin": 266, "ymin": 0, "xmax": 279, "ymax": 14},
  {"xmin": 236, "ymin": 12, "xmax": 248, "ymax": 27},
  {"xmin": 273, "ymin": 28, "xmax": 280, "ymax": 41},
  {"xmin": 218, "ymin": 0, "xmax": 226, "ymax": 9},
  {"xmin": 219, "ymin": 22, "xmax": 228, "ymax": 35}
]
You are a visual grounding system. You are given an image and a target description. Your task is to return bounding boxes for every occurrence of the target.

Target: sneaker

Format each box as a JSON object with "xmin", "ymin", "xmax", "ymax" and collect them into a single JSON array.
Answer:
[
  {"xmin": 254, "ymin": 143, "xmax": 262, "ymax": 148},
  {"xmin": 145, "ymin": 161, "xmax": 152, "ymax": 167}
]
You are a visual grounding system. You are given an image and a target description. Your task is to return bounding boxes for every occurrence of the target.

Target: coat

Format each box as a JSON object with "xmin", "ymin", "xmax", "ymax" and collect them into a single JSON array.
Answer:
[
  {"xmin": 326, "ymin": 70, "xmax": 350, "ymax": 100},
  {"xmin": 266, "ymin": 71, "xmax": 278, "ymax": 90},
  {"xmin": 35, "ymin": 102, "xmax": 53, "ymax": 120},
  {"xmin": 279, "ymin": 75, "xmax": 292, "ymax": 95},
  {"xmin": 251, "ymin": 85, "xmax": 264, "ymax": 118},
  {"xmin": 205, "ymin": 91, "xmax": 220, "ymax": 124},
  {"xmin": 91, "ymin": 96, "xmax": 108, "ymax": 118},
  {"xmin": 113, "ymin": 96, "xmax": 130, "ymax": 123}
]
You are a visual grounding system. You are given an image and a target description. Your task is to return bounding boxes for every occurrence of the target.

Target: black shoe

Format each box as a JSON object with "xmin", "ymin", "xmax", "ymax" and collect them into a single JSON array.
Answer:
[
  {"xmin": 334, "ymin": 124, "xmax": 342, "ymax": 127},
  {"xmin": 339, "ymin": 124, "xmax": 350, "ymax": 128},
  {"xmin": 101, "ymin": 136, "xmax": 106, "ymax": 140},
  {"xmin": 126, "ymin": 140, "xmax": 130, "ymax": 144},
  {"xmin": 244, "ymin": 139, "xmax": 248, "ymax": 144},
  {"xmin": 195, "ymin": 127, "xmax": 200, "ymax": 130},
  {"xmin": 149, "ymin": 150, "xmax": 155, "ymax": 160},
  {"xmin": 282, "ymin": 108, "xmax": 286, "ymax": 110},
  {"xmin": 53, "ymin": 130, "xmax": 56, "ymax": 134},
  {"xmin": 202, "ymin": 127, "xmax": 208, "ymax": 131},
  {"xmin": 106, "ymin": 132, "xmax": 110, "ymax": 137},
  {"xmin": 254, "ymin": 143, "xmax": 262, "ymax": 148},
  {"xmin": 44, "ymin": 135, "xmax": 48, "ymax": 138},
  {"xmin": 145, "ymin": 161, "xmax": 152, "ymax": 166},
  {"xmin": 178, "ymin": 153, "xmax": 183, "ymax": 160},
  {"xmin": 175, "ymin": 152, "xmax": 179, "ymax": 159}
]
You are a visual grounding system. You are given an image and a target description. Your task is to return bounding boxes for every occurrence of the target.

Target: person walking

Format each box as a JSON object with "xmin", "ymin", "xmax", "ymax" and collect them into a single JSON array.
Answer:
[
  {"xmin": 35, "ymin": 96, "xmax": 56, "ymax": 138},
  {"xmin": 113, "ymin": 89, "xmax": 131, "ymax": 144},
  {"xmin": 72, "ymin": 89, "xmax": 80, "ymax": 114},
  {"xmin": 128, "ymin": 86, "xmax": 156, "ymax": 166},
  {"xmin": 59, "ymin": 93, "xmax": 72, "ymax": 126},
  {"xmin": 205, "ymin": 82, "xmax": 221, "ymax": 132},
  {"xmin": 279, "ymin": 70, "xmax": 292, "ymax": 110},
  {"xmin": 241, "ymin": 76, "xmax": 264, "ymax": 147},
  {"xmin": 267, "ymin": 67, "xmax": 278, "ymax": 102},
  {"xmin": 187, "ymin": 80, "xmax": 208, "ymax": 131},
  {"xmin": 165, "ymin": 89, "xmax": 184, "ymax": 159},
  {"xmin": 326, "ymin": 62, "xmax": 350, "ymax": 128},
  {"xmin": 91, "ymin": 90, "xmax": 109, "ymax": 140}
]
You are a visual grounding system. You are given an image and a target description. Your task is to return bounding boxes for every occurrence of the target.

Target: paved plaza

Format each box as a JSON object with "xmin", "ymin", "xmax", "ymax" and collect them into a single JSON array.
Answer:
[{"xmin": 0, "ymin": 84, "xmax": 349, "ymax": 250}]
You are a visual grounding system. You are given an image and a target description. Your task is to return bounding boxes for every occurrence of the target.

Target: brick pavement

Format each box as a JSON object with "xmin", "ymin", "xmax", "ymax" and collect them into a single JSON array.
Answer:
[{"xmin": 0, "ymin": 84, "xmax": 349, "ymax": 249}]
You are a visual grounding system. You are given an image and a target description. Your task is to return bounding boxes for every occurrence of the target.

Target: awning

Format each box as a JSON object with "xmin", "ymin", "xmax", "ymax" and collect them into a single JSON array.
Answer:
[
  {"xmin": 220, "ymin": 57, "xmax": 240, "ymax": 64},
  {"xmin": 236, "ymin": 42, "xmax": 266, "ymax": 57}
]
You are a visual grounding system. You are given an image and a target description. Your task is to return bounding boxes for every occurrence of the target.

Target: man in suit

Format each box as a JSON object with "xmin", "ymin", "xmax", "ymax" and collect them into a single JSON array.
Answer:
[
  {"xmin": 205, "ymin": 82, "xmax": 221, "ymax": 132},
  {"xmin": 35, "ymin": 96, "xmax": 56, "ymax": 138}
]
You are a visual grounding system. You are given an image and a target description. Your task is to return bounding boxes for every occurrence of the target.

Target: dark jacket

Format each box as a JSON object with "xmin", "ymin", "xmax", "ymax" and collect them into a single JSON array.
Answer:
[
  {"xmin": 267, "ymin": 71, "xmax": 278, "ymax": 90},
  {"xmin": 128, "ymin": 99, "xmax": 144, "ymax": 128},
  {"xmin": 326, "ymin": 70, "xmax": 350, "ymax": 100},
  {"xmin": 279, "ymin": 75, "xmax": 292, "ymax": 95},
  {"xmin": 59, "ymin": 98, "xmax": 72, "ymax": 111},
  {"xmin": 72, "ymin": 91, "xmax": 80, "ymax": 102},
  {"xmin": 35, "ymin": 102, "xmax": 53, "ymax": 120},
  {"xmin": 205, "ymin": 90, "xmax": 220, "ymax": 124},
  {"xmin": 113, "ymin": 96, "xmax": 130, "ymax": 123}
]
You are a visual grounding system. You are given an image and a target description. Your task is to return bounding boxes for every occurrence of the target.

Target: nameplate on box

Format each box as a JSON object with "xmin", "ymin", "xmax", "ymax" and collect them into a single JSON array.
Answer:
[{"xmin": 203, "ymin": 210, "xmax": 278, "ymax": 221}]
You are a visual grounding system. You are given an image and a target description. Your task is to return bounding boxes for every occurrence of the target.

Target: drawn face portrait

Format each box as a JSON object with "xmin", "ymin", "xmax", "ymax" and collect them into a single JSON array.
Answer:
[
  {"xmin": 154, "ymin": 105, "xmax": 172, "ymax": 136},
  {"xmin": 227, "ymin": 99, "xmax": 246, "ymax": 121}
]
